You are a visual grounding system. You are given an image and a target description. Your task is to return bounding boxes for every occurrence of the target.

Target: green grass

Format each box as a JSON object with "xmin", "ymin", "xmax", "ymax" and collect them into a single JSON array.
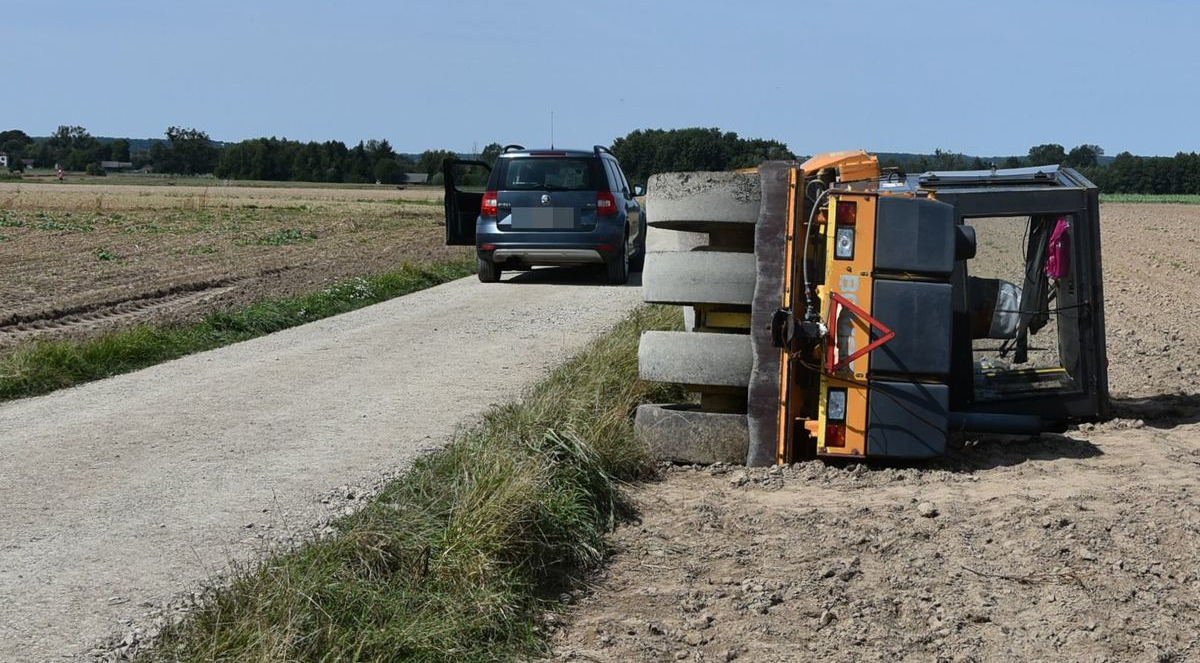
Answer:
[
  {"xmin": 0, "ymin": 210, "xmax": 97, "ymax": 232},
  {"xmin": 0, "ymin": 258, "xmax": 474, "ymax": 401},
  {"xmin": 93, "ymin": 247, "xmax": 120, "ymax": 262},
  {"xmin": 142, "ymin": 304, "xmax": 685, "ymax": 662},
  {"xmin": 247, "ymin": 228, "xmax": 318, "ymax": 246},
  {"xmin": 1101, "ymin": 193, "xmax": 1200, "ymax": 204}
]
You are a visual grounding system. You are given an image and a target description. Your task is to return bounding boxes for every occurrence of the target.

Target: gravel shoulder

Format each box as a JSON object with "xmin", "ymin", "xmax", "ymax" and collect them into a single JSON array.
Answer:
[
  {"xmin": 0, "ymin": 268, "xmax": 642, "ymax": 661},
  {"xmin": 546, "ymin": 203, "xmax": 1200, "ymax": 662}
]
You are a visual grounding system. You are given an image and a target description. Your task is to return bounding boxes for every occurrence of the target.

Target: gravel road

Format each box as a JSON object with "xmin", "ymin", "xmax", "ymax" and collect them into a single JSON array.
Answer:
[{"xmin": 0, "ymin": 268, "xmax": 642, "ymax": 662}]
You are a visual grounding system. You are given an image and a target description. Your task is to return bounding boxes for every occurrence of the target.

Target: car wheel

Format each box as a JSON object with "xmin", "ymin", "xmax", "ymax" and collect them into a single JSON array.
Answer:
[
  {"xmin": 477, "ymin": 256, "xmax": 502, "ymax": 283},
  {"xmin": 606, "ymin": 242, "xmax": 629, "ymax": 285}
]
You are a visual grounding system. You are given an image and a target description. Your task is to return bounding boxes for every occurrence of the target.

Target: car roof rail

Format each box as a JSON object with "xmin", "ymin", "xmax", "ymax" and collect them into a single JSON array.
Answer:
[
  {"xmin": 502, "ymin": 144, "xmax": 525, "ymax": 153},
  {"xmin": 593, "ymin": 145, "xmax": 613, "ymax": 157}
]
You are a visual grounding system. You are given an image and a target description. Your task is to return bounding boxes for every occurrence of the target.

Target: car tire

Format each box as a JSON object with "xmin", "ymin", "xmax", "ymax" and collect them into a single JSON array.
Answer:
[
  {"xmin": 477, "ymin": 257, "xmax": 502, "ymax": 283},
  {"xmin": 606, "ymin": 240, "xmax": 630, "ymax": 285}
]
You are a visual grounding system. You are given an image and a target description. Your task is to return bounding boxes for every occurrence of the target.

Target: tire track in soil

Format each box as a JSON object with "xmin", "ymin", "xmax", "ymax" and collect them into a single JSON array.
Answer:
[{"xmin": 0, "ymin": 268, "xmax": 294, "ymax": 347}]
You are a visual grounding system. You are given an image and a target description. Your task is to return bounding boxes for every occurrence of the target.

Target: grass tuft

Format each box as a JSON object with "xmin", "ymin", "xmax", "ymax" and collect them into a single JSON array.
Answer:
[
  {"xmin": 249, "ymin": 228, "xmax": 318, "ymax": 246},
  {"xmin": 143, "ymin": 304, "xmax": 685, "ymax": 662},
  {"xmin": 0, "ymin": 258, "xmax": 474, "ymax": 401}
]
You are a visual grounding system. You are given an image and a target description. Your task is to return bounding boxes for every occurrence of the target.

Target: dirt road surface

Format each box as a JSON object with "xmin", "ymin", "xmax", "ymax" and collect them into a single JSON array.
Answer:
[
  {"xmin": 0, "ymin": 269, "xmax": 641, "ymax": 661},
  {"xmin": 547, "ymin": 203, "xmax": 1200, "ymax": 662}
]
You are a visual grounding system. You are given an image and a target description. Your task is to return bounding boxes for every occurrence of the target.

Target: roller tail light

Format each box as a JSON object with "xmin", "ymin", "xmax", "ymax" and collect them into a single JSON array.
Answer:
[{"xmin": 834, "ymin": 200, "xmax": 856, "ymax": 259}]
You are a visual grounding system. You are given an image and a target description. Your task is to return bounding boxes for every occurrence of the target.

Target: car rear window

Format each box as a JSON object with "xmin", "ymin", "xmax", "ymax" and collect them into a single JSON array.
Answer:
[{"xmin": 495, "ymin": 157, "xmax": 604, "ymax": 191}]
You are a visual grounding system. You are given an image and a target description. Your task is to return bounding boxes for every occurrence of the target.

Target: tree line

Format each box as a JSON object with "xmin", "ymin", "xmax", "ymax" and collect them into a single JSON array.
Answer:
[
  {"xmin": 1079, "ymin": 152, "xmax": 1200, "ymax": 195},
  {"xmin": 876, "ymin": 143, "xmax": 1107, "ymax": 174},
  {"xmin": 7, "ymin": 125, "xmax": 1200, "ymax": 195},
  {"xmin": 0, "ymin": 126, "xmax": 216, "ymax": 175},
  {"xmin": 213, "ymin": 137, "xmax": 463, "ymax": 184},
  {"xmin": 880, "ymin": 143, "xmax": 1200, "ymax": 195},
  {"xmin": 0, "ymin": 125, "xmax": 468, "ymax": 184},
  {"xmin": 2, "ymin": 127, "xmax": 137, "ymax": 174},
  {"xmin": 610, "ymin": 127, "xmax": 796, "ymax": 184}
]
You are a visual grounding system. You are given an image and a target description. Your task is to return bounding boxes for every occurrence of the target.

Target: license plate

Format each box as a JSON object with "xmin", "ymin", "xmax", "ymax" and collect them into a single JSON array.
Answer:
[{"xmin": 511, "ymin": 207, "xmax": 575, "ymax": 229}]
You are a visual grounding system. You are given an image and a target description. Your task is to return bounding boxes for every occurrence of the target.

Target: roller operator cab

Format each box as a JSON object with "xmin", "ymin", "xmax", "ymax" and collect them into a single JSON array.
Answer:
[
  {"xmin": 773, "ymin": 154, "xmax": 1109, "ymax": 462},
  {"xmin": 443, "ymin": 145, "xmax": 646, "ymax": 284}
]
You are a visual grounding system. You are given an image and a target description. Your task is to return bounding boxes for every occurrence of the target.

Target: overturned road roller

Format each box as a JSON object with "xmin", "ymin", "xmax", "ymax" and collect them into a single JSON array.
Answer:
[{"xmin": 636, "ymin": 153, "xmax": 1110, "ymax": 466}]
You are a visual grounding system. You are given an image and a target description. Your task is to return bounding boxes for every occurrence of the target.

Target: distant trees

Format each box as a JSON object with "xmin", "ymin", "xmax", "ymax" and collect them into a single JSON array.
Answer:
[
  {"xmin": 0, "ymin": 129, "xmax": 34, "ymax": 170},
  {"xmin": 374, "ymin": 158, "xmax": 403, "ymax": 184},
  {"xmin": 418, "ymin": 149, "xmax": 458, "ymax": 178},
  {"xmin": 479, "ymin": 142, "xmax": 503, "ymax": 165},
  {"xmin": 19, "ymin": 123, "xmax": 1200, "ymax": 196},
  {"xmin": 150, "ymin": 127, "xmax": 218, "ymax": 175},
  {"xmin": 109, "ymin": 138, "xmax": 131, "ymax": 162},
  {"xmin": 879, "ymin": 149, "xmax": 983, "ymax": 173},
  {"xmin": 879, "ymin": 144, "xmax": 1110, "ymax": 175},
  {"xmin": 44, "ymin": 125, "xmax": 107, "ymax": 170},
  {"xmin": 1027, "ymin": 143, "xmax": 1068, "ymax": 166},
  {"xmin": 875, "ymin": 142, "xmax": 1200, "ymax": 195},
  {"xmin": 214, "ymin": 137, "xmax": 421, "ymax": 183},
  {"xmin": 611, "ymin": 127, "xmax": 795, "ymax": 184},
  {"xmin": 1066, "ymin": 144, "xmax": 1103, "ymax": 168},
  {"xmin": 1082, "ymin": 151, "xmax": 1200, "ymax": 194}
]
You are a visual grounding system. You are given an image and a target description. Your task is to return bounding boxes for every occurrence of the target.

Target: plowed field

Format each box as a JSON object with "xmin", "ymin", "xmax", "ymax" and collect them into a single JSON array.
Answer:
[{"xmin": 0, "ymin": 183, "xmax": 461, "ymax": 348}]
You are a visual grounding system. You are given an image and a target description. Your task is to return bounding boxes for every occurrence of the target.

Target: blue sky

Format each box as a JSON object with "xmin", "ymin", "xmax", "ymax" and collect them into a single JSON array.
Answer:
[{"xmin": 7, "ymin": 1, "xmax": 1196, "ymax": 156}]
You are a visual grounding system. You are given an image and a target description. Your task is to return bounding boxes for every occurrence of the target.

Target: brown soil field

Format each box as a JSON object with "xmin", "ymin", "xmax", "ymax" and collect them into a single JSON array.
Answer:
[
  {"xmin": 547, "ymin": 203, "xmax": 1200, "ymax": 662},
  {"xmin": 0, "ymin": 182, "xmax": 464, "ymax": 348}
]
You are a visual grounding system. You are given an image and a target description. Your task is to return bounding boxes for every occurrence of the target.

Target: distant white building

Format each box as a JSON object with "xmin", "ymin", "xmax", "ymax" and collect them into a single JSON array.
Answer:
[
  {"xmin": 0, "ymin": 153, "xmax": 8, "ymax": 169},
  {"xmin": 404, "ymin": 173, "xmax": 429, "ymax": 184}
]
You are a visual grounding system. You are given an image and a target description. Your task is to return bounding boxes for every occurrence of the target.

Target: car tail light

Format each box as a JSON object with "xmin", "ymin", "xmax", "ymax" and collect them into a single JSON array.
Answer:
[
  {"xmin": 481, "ymin": 191, "xmax": 498, "ymax": 217},
  {"xmin": 834, "ymin": 200, "xmax": 856, "ymax": 259},
  {"xmin": 597, "ymin": 191, "xmax": 617, "ymax": 216},
  {"xmin": 596, "ymin": 243, "xmax": 615, "ymax": 252},
  {"xmin": 480, "ymin": 243, "xmax": 496, "ymax": 251}
]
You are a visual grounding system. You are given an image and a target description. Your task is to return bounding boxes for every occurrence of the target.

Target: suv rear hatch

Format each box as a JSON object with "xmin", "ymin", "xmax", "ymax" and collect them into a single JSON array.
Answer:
[{"xmin": 494, "ymin": 154, "xmax": 606, "ymax": 232}]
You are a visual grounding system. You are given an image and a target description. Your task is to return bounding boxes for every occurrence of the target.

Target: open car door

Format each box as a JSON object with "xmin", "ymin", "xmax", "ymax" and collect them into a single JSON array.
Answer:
[{"xmin": 443, "ymin": 159, "xmax": 491, "ymax": 246}]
